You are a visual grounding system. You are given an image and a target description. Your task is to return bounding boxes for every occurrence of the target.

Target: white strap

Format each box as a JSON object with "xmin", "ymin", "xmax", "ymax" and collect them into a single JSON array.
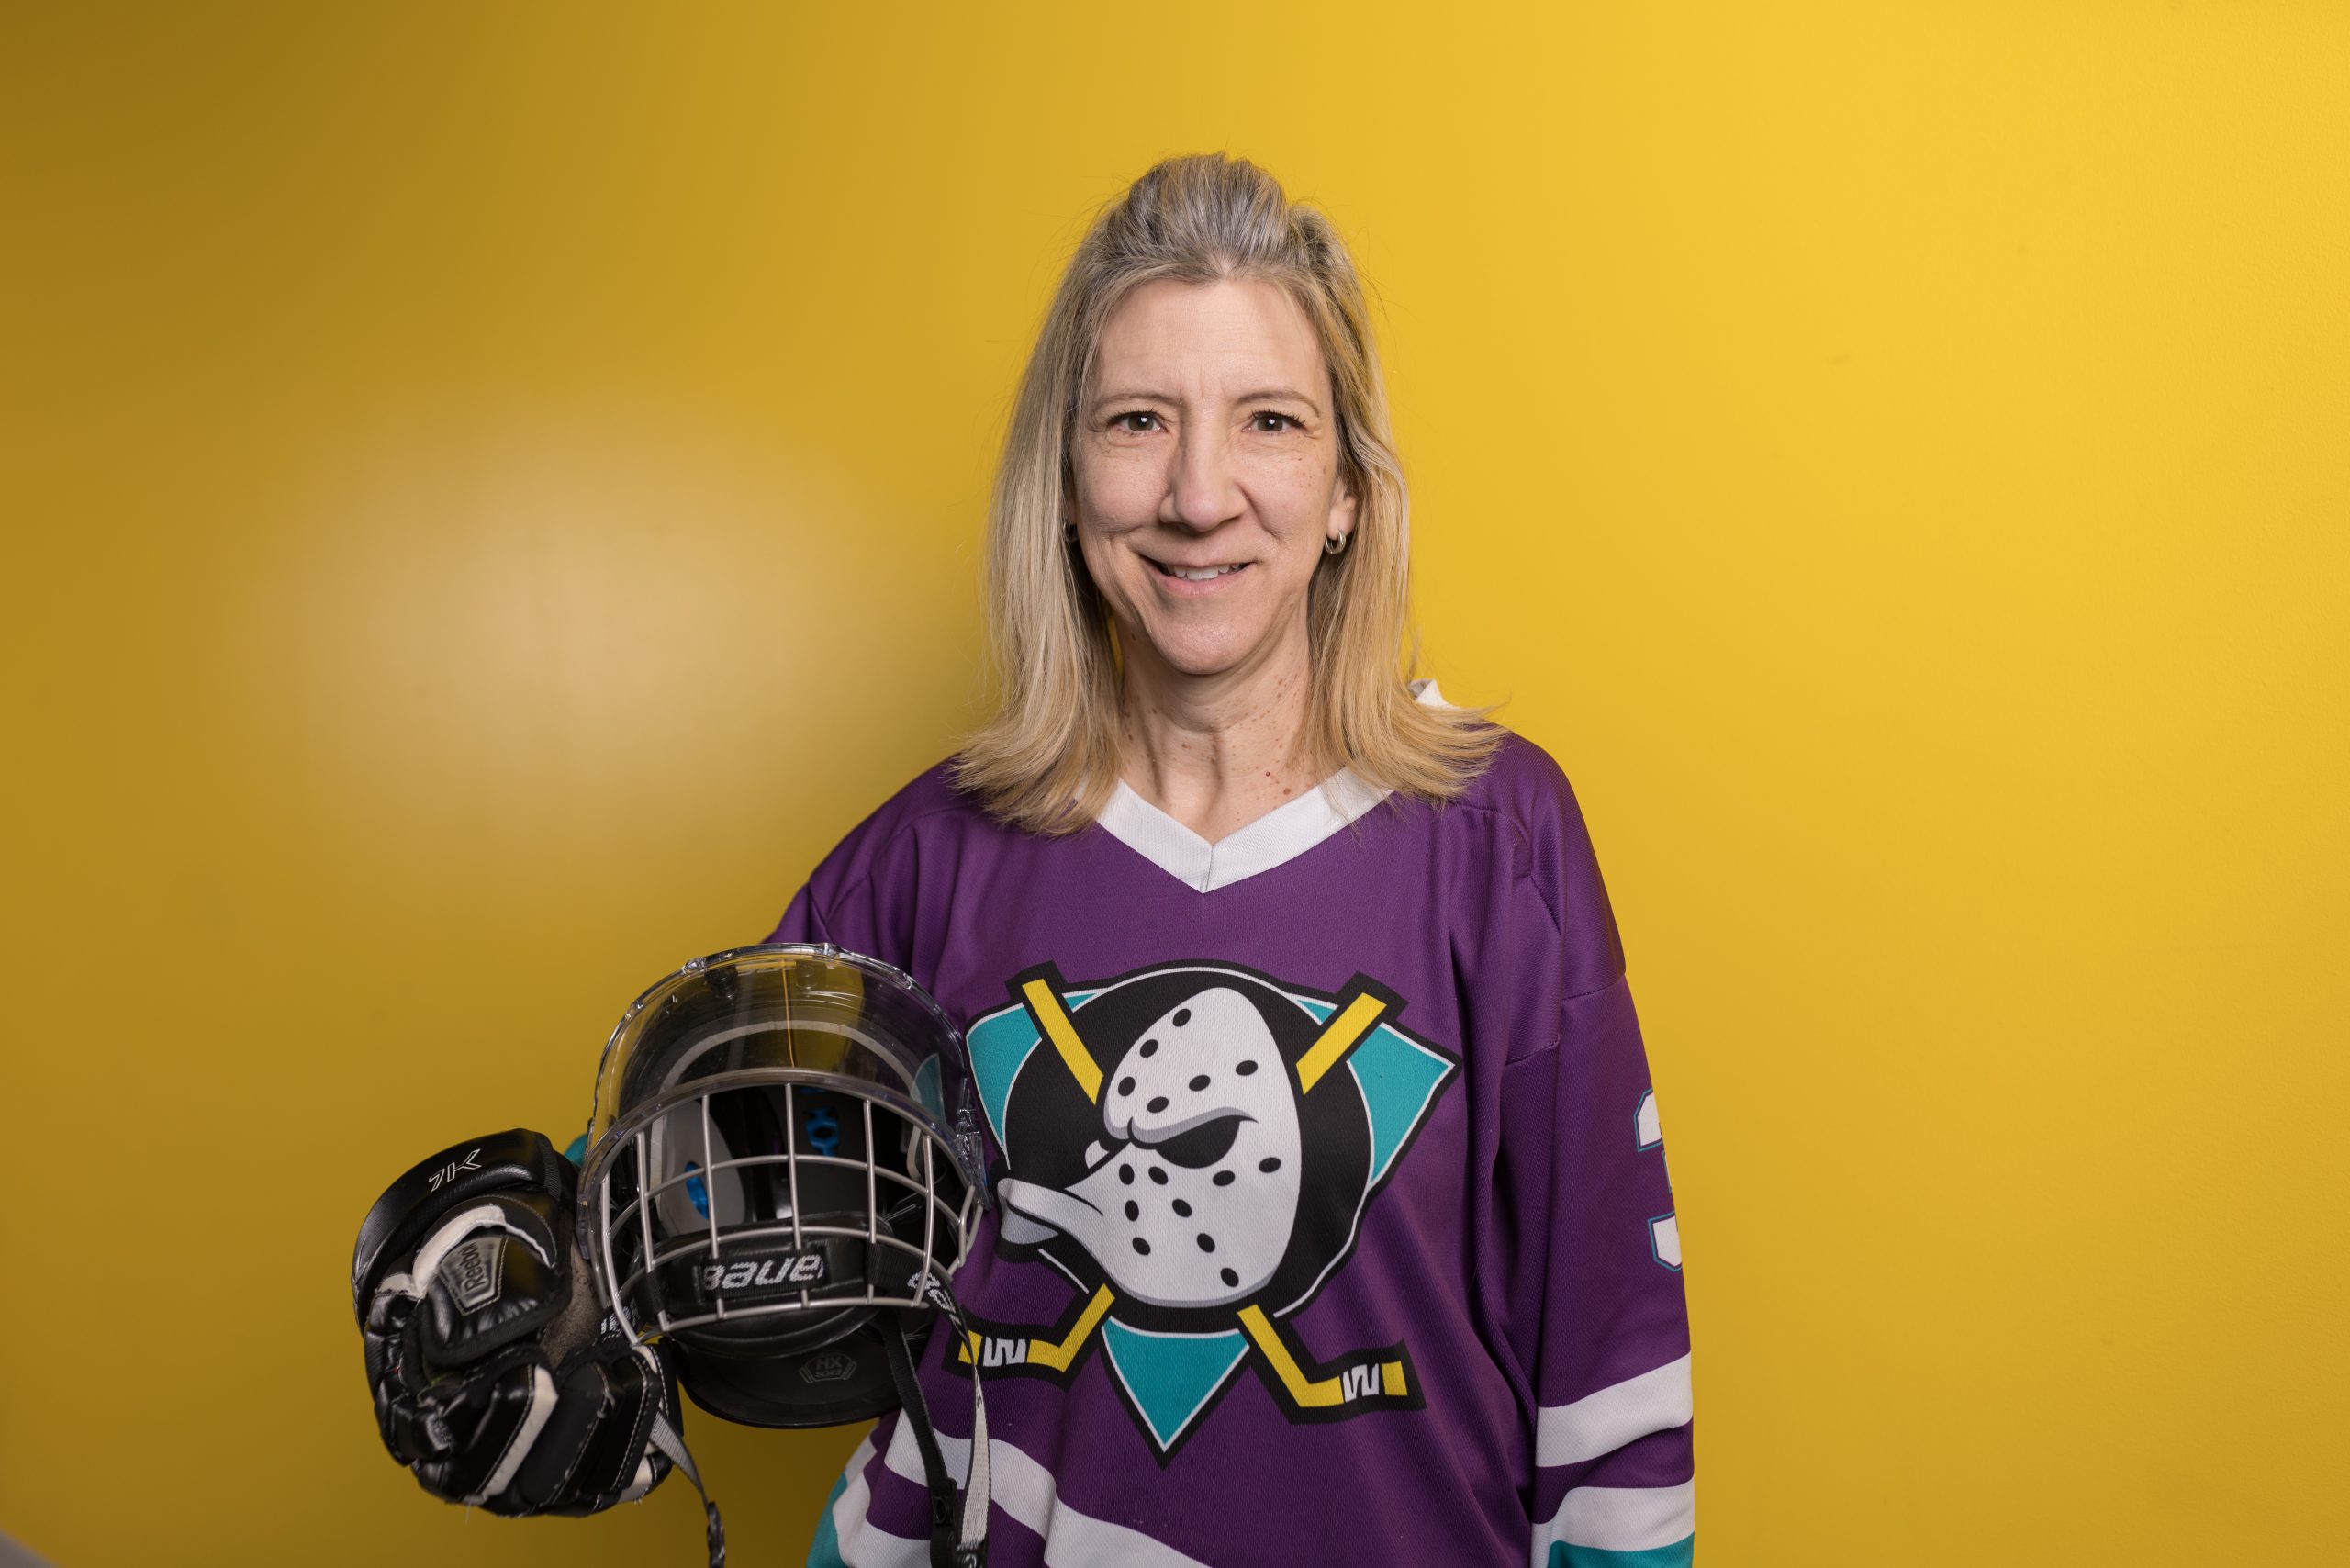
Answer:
[{"xmin": 647, "ymin": 1411, "xmax": 727, "ymax": 1568}]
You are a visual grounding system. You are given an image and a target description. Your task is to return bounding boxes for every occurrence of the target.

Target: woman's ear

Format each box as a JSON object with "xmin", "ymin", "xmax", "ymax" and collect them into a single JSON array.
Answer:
[{"xmin": 1326, "ymin": 477, "xmax": 1360, "ymax": 547}]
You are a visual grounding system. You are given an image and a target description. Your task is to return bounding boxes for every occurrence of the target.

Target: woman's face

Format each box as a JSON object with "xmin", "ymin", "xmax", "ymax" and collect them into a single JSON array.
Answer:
[{"xmin": 1069, "ymin": 276, "xmax": 1358, "ymax": 687}]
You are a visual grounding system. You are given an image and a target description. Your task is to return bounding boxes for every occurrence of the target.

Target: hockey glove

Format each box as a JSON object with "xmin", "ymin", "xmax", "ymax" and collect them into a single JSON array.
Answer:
[{"xmin": 351, "ymin": 1128, "xmax": 683, "ymax": 1518}]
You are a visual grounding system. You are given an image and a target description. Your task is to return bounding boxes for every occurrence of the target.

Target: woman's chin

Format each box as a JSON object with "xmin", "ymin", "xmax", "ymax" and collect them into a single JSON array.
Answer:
[{"xmin": 1131, "ymin": 631, "xmax": 1282, "ymax": 684}]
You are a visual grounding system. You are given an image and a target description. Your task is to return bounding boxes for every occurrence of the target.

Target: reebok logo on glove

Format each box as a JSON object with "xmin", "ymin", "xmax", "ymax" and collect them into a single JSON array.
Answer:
[{"xmin": 439, "ymin": 1236, "xmax": 506, "ymax": 1312}]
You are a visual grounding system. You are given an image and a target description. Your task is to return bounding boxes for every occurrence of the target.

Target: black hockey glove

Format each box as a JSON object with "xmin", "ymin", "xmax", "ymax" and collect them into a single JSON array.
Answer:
[{"xmin": 351, "ymin": 1129, "xmax": 694, "ymax": 1524}]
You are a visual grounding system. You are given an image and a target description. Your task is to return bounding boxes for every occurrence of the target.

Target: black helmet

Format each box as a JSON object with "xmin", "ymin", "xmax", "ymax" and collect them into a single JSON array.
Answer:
[{"xmin": 576, "ymin": 944, "xmax": 987, "ymax": 1430}]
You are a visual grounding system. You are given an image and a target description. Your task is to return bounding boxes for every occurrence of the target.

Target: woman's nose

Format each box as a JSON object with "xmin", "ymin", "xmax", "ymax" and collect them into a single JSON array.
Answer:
[{"xmin": 1162, "ymin": 428, "xmax": 1242, "ymax": 532}]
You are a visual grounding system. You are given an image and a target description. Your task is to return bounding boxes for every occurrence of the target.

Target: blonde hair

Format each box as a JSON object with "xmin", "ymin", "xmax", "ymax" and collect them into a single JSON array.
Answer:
[{"xmin": 954, "ymin": 152, "xmax": 1504, "ymax": 834}]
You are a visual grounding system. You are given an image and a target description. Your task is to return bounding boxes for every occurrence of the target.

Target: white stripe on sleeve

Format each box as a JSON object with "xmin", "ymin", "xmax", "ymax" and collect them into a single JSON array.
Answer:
[{"xmin": 1534, "ymin": 1353, "xmax": 1693, "ymax": 1468}]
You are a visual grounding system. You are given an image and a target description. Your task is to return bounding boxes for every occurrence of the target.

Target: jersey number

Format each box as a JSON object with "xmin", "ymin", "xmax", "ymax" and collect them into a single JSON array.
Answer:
[{"xmin": 1636, "ymin": 1089, "xmax": 1680, "ymax": 1271}]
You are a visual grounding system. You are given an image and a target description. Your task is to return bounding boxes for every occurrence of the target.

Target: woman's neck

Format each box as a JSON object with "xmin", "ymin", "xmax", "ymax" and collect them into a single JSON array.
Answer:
[{"xmin": 1116, "ymin": 633, "xmax": 1325, "ymax": 844}]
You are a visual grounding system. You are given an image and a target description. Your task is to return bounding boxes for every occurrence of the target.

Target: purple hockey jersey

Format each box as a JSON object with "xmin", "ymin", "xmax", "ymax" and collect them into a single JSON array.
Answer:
[{"xmin": 769, "ymin": 707, "xmax": 1695, "ymax": 1568}]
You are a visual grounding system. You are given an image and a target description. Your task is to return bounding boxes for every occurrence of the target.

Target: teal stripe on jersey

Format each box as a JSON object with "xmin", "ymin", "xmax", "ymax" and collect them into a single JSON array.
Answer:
[
  {"xmin": 804, "ymin": 1470, "xmax": 850, "ymax": 1568},
  {"xmin": 1549, "ymin": 1535, "xmax": 1695, "ymax": 1568}
]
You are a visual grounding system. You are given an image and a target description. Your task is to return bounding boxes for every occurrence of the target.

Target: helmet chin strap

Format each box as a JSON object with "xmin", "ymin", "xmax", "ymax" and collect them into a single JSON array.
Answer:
[
  {"xmin": 639, "ymin": 1287, "xmax": 992, "ymax": 1568},
  {"xmin": 882, "ymin": 1285, "xmax": 990, "ymax": 1568},
  {"xmin": 645, "ymin": 1406, "xmax": 727, "ymax": 1568}
]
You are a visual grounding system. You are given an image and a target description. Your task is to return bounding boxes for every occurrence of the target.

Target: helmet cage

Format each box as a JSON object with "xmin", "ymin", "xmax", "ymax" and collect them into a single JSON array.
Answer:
[
  {"xmin": 576, "ymin": 946, "xmax": 984, "ymax": 1410},
  {"xmin": 584, "ymin": 1066, "xmax": 976, "ymax": 1340}
]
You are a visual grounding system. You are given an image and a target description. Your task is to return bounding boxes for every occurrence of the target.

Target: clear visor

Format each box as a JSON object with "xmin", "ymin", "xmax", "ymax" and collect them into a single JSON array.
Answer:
[{"xmin": 588, "ymin": 945, "xmax": 969, "ymax": 1146}]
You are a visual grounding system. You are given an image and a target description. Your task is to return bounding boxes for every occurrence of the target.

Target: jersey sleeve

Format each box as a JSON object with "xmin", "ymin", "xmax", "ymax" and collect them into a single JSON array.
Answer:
[
  {"xmin": 759, "ymin": 792, "xmax": 927, "ymax": 969},
  {"xmin": 1493, "ymin": 755, "xmax": 1695, "ymax": 1567},
  {"xmin": 765, "ymin": 789, "xmax": 947, "ymax": 1568},
  {"xmin": 1505, "ymin": 976, "xmax": 1695, "ymax": 1567},
  {"xmin": 766, "ymin": 881, "xmax": 830, "ymax": 946}
]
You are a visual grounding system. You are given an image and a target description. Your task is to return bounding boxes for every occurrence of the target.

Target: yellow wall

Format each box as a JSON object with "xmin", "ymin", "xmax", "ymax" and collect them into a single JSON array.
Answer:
[{"xmin": 4, "ymin": 4, "xmax": 2343, "ymax": 1563}]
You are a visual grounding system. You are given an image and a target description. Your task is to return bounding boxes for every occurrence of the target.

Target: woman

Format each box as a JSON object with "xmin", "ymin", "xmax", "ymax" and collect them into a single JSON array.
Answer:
[{"xmin": 772, "ymin": 153, "xmax": 1695, "ymax": 1568}]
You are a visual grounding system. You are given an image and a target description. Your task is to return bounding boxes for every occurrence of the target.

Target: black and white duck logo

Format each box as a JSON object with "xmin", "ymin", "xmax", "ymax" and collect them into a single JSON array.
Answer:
[{"xmin": 960, "ymin": 960, "xmax": 1457, "ymax": 1457}]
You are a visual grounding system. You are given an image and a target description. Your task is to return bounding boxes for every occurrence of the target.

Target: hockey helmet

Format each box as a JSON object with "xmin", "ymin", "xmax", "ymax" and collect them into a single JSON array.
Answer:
[{"xmin": 576, "ymin": 944, "xmax": 988, "ymax": 1428}]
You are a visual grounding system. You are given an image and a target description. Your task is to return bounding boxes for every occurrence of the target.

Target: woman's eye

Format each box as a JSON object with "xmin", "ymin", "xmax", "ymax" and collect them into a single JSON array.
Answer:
[
  {"xmin": 1111, "ymin": 410, "xmax": 1162, "ymax": 433},
  {"xmin": 1250, "ymin": 411, "xmax": 1301, "ymax": 432}
]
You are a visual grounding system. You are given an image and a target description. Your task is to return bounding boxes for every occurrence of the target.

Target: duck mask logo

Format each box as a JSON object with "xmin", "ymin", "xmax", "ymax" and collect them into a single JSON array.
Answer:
[{"xmin": 959, "ymin": 960, "xmax": 1457, "ymax": 1458}]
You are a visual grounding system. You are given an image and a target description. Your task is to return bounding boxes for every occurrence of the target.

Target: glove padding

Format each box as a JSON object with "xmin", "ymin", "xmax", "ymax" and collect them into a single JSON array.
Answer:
[{"xmin": 353, "ymin": 1128, "xmax": 679, "ymax": 1516}]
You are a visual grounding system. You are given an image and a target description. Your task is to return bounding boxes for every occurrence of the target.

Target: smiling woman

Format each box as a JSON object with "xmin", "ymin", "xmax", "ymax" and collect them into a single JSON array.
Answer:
[
  {"xmin": 1072, "ymin": 277, "xmax": 1358, "ymax": 694},
  {"xmin": 770, "ymin": 153, "xmax": 1699, "ymax": 1568},
  {"xmin": 954, "ymin": 153, "xmax": 1505, "ymax": 840}
]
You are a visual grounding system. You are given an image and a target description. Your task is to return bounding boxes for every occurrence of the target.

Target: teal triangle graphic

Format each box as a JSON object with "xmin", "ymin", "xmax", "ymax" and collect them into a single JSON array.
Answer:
[
  {"xmin": 964, "ymin": 988, "xmax": 1101, "ymax": 1146},
  {"xmin": 1100, "ymin": 1318, "xmax": 1249, "ymax": 1451},
  {"xmin": 963, "ymin": 1008, "xmax": 1034, "ymax": 1143},
  {"xmin": 1347, "ymin": 1029, "xmax": 1453, "ymax": 1185},
  {"xmin": 1293, "ymin": 999, "xmax": 1454, "ymax": 1188}
]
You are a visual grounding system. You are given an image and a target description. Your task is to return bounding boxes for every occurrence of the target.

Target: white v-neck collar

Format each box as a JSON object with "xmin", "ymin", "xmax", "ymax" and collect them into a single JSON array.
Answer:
[{"xmin": 1094, "ymin": 679, "xmax": 1448, "ymax": 894}]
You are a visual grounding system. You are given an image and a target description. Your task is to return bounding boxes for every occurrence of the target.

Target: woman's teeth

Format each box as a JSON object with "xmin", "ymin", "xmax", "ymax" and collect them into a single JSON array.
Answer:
[{"xmin": 1157, "ymin": 562, "xmax": 1248, "ymax": 581}]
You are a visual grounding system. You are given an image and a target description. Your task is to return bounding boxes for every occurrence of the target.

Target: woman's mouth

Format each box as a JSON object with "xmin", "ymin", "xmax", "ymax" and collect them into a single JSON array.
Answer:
[{"xmin": 1151, "ymin": 560, "xmax": 1251, "ymax": 584}]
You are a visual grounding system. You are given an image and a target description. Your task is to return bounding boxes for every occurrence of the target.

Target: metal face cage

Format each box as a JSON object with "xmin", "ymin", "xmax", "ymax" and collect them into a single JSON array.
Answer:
[{"xmin": 576, "ymin": 946, "xmax": 984, "ymax": 1422}]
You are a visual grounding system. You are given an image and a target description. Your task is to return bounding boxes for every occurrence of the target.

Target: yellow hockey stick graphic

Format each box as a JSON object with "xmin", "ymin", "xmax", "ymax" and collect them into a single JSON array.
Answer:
[
  {"xmin": 1236, "ymin": 1304, "xmax": 1410, "ymax": 1406},
  {"xmin": 1019, "ymin": 973, "xmax": 1103, "ymax": 1103},
  {"xmin": 1295, "ymin": 989, "xmax": 1388, "ymax": 1094},
  {"xmin": 960, "ymin": 1283, "xmax": 1115, "ymax": 1372}
]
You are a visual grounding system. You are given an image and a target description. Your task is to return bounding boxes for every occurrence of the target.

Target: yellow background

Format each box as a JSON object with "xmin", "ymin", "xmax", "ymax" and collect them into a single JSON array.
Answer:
[{"xmin": 4, "ymin": 3, "xmax": 2344, "ymax": 1563}]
